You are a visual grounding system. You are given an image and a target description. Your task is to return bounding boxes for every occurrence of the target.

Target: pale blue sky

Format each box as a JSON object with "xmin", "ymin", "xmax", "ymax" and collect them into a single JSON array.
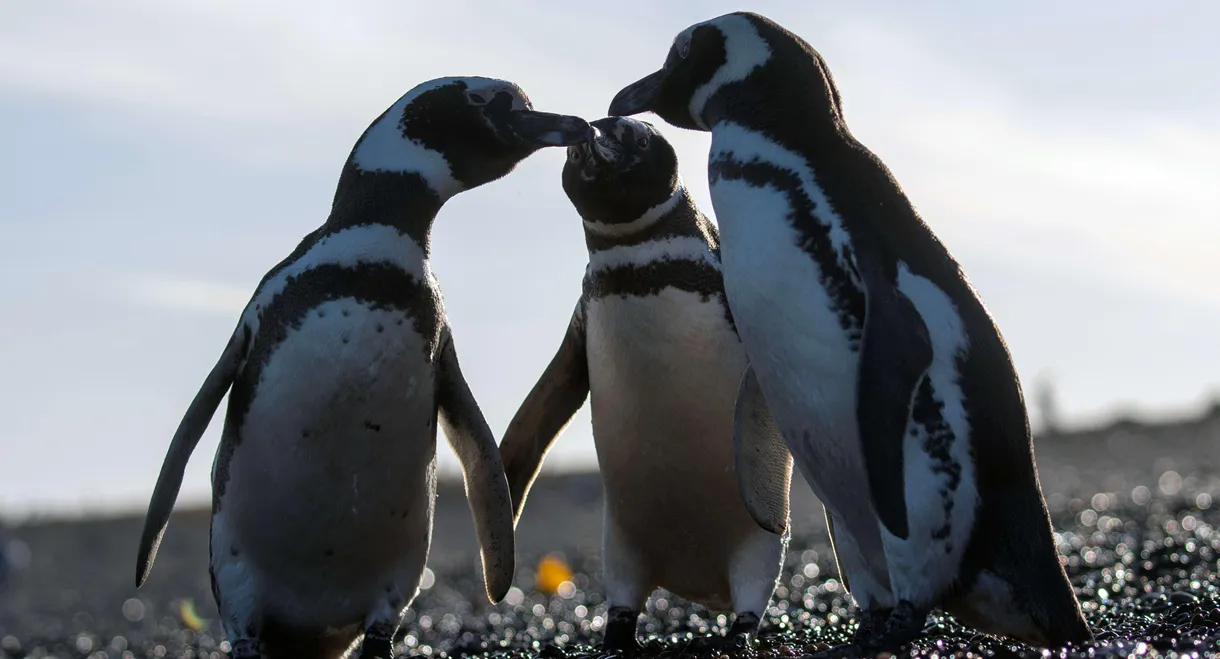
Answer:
[{"xmin": 1, "ymin": 1, "xmax": 1217, "ymax": 517}]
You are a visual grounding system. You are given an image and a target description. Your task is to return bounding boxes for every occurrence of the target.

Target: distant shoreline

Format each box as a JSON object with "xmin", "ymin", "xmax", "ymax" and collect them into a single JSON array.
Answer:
[{"xmin": 4, "ymin": 398, "xmax": 1218, "ymax": 526}]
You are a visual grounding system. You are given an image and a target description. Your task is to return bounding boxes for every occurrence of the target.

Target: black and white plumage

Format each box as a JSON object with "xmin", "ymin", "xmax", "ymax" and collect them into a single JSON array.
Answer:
[
  {"xmin": 608, "ymin": 12, "xmax": 1092, "ymax": 653},
  {"xmin": 134, "ymin": 77, "xmax": 591, "ymax": 659},
  {"xmin": 499, "ymin": 116, "xmax": 793, "ymax": 652}
]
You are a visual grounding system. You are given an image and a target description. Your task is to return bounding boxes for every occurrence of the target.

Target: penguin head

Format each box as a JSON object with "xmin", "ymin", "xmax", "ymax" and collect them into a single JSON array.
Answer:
[
  {"xmin": 608, "ymin": 12, "xmax": 840, "ymax": 132},
  {"xmin": 352, "ymin": 76, "xmax": 591, "ymax": 197},
  {"xmin": 560, "ymin": 116, "xmax": 680, "ymax": 228}
]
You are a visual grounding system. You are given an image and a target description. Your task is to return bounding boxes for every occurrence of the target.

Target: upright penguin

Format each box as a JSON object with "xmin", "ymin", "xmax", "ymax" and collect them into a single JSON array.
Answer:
[
  {"xmin": 607, "ymin": 12, "xmax": 1092, "ymax": 654},
  {"xmin": 499, "ymin": 116, "xmax": 793, "ymax": 652},
  {"xmin": 134, "ymin": 77, "xmax": 590, "ymax": 659}
]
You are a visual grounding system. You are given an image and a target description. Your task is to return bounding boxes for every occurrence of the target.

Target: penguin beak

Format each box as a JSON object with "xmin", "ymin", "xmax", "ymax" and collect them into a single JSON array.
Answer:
[
  {"xmin": 608, "ymin": 69, "xmax": 666, "ymax": 116},
  {"xmin": 504, "ymin": 110, "xmax": 593, "ymax": 147},
  {"xmin": 588, "ymin": 126, "xmax": 623, "ymax": 165}
]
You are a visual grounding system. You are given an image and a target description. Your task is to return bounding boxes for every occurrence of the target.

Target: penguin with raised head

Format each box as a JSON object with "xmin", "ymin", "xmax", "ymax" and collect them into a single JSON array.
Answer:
[
  {"xmin": 134, "ymin": 76, "xmax": 591, "ymax": 659},
  {"xmin": 607, "ymin": 12, "xmax": 1092, "ymax": 655},
  {"xmin": 499, "ymin": 116, "xmax": 793, "ymax": 653}
]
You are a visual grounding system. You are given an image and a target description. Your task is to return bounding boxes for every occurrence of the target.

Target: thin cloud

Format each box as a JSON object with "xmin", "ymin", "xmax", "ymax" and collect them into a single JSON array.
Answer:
[
  {"xmin": 816, "ymin": 19, "xmax": 1220, "ymax": 310},
  {"xmin": 118, "ymin": 274, "xmax": 251, "ymax": 317},
  {"xmin": 1, "ymin": 2, "xmax": 1217, "ymax": 515}
]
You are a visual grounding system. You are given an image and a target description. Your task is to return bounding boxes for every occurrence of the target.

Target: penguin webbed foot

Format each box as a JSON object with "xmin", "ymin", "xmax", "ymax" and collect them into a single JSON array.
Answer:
[
  {"xmin": 873, "ymin": 599, "xmax": 927, "ymax": 648},
  {"xmin": 357, "ymin": 621, "xmax": 397, "ymax": 659},
  {"xmin": 227, "ymin": 638, "xmax": 261, "ymax": 659},
  {"xmin": 805, "ymin": 601, "xmax": 927, "ymax": 659},
  {"xmin": 684, "ymin": 611, "xmax": 760, "ymax": 654},
  {"xmin": 850, "ymin": 607, "xmax": 892, "ymax": 645},
  {"xmin": 602, "ymin": 606, "xmax": 642, "ymax": 655}
]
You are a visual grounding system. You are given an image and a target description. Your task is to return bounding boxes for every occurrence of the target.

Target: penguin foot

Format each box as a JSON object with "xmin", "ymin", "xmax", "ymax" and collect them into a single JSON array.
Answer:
[
  {"xmin": 803, "ymin": 643, "xmax": 865, "ymax": 659},
  {"xmin": 602, "ymin": 606, "xmax": 641, "ymax": 654},
  {"xmin": 357, "ymin": 621, "xmax": 396, "ymax": 659},
  {"xmin": 874, "ymin": 599, "xmax": 927, "ymax": 648},
  {"xmin": 685, "ymin": 635, "xmax": 729, "ymax": 655},
  {"xmin": 227, "ymin": 638, "xmax": 261, "ymax": 659},
  {"xmin": 851, "ymin": 608, "xmax": 892, "ymax": 645},
  {"xmin": 684, "ymin": 612, "xmax": 760, "ymax": 654},
  {"xmin": 805, "ymin": 602, "xmax": 928, "ymax": 659},
  {"xmin": 726, "ymin": 611, "xmax": 762, "ymax": 649}
]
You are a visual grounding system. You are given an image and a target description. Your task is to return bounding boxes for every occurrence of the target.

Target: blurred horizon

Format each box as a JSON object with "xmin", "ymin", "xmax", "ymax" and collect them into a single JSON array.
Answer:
[{"xmin": 1, "ymin": 1, "xmax": 1218, "ymax": 520}]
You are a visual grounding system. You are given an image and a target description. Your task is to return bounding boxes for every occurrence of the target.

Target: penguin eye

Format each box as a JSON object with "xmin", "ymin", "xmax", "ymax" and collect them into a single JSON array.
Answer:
[
  {"xmin": 679, "ymin": 40, "xmax": 691, "ymax": 59},
  {"xmin": 568, "ymin": 148, "xmax": 582, "ymax": 163},
  {"xmin": 465, "ymin": 91, "xmax": 489, "ymax": 106},
  {"xmin": 635, "ymin": 134, "xmax": 650, "ymax": 150}
]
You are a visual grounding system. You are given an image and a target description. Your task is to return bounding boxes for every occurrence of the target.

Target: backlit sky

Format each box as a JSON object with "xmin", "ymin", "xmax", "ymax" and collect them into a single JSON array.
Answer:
[{"xmin": 1, "ymin": 0, "xmax": 1217, "ymax": 518}]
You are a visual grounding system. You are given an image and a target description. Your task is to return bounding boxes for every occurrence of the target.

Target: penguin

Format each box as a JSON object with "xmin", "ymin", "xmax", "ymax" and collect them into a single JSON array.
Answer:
[
  {"xmin": 606, "ymin": 12, "xmax": 1093, "ymax": 655},
  {"xmin": 498, "ymin": 116, "xmax": 793, "ymax": 653},
  {"xmin": 134, "ymin": 76, "xmax": 591, "ymax": 659}
]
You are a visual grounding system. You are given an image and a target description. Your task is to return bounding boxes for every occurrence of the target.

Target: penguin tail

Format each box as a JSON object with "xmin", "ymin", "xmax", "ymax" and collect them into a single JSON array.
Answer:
[{"xmin": 951, "ymin": 490, "xmax": 1094, "ymax": 648}]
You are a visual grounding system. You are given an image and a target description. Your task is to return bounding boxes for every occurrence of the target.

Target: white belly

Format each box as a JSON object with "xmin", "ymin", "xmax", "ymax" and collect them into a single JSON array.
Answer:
[
  {"xmin": 585, "ymin": 289, "xmax": 761, "ymax": 597},
  {"xmin": 710, "ymin": 175, "xmax": 889, "ymax": 578},
  {"xmin": 212, "ymin": 297, "xmax": 437, "ymax": 628}
]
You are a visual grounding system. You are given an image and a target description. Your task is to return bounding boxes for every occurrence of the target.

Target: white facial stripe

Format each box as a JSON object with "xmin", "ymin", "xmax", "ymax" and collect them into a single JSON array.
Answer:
[
  {"xmin": 588, "ymin": 235, "xmax": 719, "ymax": 273},
  {"xmin": 352, "ymin": 75, "xmax": 524, "ymax": 199},
  {"xmin": 464, "ymin": 78, "xmax": 530, "ymax": 110},
  {"xmin": 611, "ymin": 117, "xmax": 651, "ymax": 145},
  {"xmin": 612, "ymin": 119, "xmax": 630, "ymax": 142},
  {"xmin": 241, "ymin": 224, "xmax": 428, "ymax": 331},
  {"xmin": 710, "ymin": 121, "xmax": 852, "ymax": 257},
  {"xmin": 353, "ymin": 78, "xmax": 463, "ymax": 197},
  {"xmin": 690, "ymin": 15, "xmax": 772, "ymax": 129},
  {"xmin": 583, "ymin": 186, "xmax": 684, "ymax": 237}
]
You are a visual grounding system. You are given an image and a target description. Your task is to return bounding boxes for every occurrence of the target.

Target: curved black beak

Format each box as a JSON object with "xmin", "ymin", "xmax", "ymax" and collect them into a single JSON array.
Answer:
[
  {"xmin": 589, "ymin": 125, "xmax": 625, "ymax": 163},
  {"xmin": 608, "ymin": 69, "xmax": 666, "ymax": 116},
  {"xmin": 505, "ymin": 110, "xmax": 592, "ymax": 147}
]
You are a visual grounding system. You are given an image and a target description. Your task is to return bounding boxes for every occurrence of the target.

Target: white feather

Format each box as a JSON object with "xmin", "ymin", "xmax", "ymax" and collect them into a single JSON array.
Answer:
[
  {"xmin": 352, "ymin": 76, "xmax": 529, "ymax": 198},
  {"xmin": 240, "ymin": 224, "xmax": 429, "ymax": 335},
  {"xmin": 353, "ymin": 77, "xmax": 465, "ymax": 197},
  {"xmin": 689, "ymin": 15, "xmax": 773, "ymax": 129},
  {"xmin": 710, "ymin": 122, "xmax": 853, "ymax": 259},
  {"xmin": 587, "ymin": 235, "xmax": 718, "ymax": 273},
  {"xmin": 878, "ymin": 262, "xmax": 978, "ymax": 605},
  {"xmin": 209, "ymin": 508, "xmax": 261, "ymax": 641},
  {"xmin": 610, "ymin": 116, "xmax": 649, "ymax": 142},
  {"xmin": 587, "ymin": 287, "xmax": 780, "ymax": 611},
  {"xmin": 585, "ymin": 286, "xmax": 766, "ymax": 607},
  {"xmin": 214, "ymin": 298, "xmax": 436, "ymax": 630},
  {"xmin": 825, "ymin": 510, "xmax": 895, "ymax": 611},
  {"xmin": 708, "ymin": 125, "xmax": 891, "ymax": 607},
  {"xmin": 582, "ymin": 186, "xmax": 684, "ymax": 237},
  {"xmin": 727, "ymin": 524, "xmax": 788, "ymax": 616}
]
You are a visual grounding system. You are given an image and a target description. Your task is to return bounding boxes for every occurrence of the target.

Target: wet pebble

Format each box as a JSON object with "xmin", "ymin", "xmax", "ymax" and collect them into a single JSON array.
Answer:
[{"xmin": 5, "ymin": 490, "xmax": 1220, "ymax": 659}]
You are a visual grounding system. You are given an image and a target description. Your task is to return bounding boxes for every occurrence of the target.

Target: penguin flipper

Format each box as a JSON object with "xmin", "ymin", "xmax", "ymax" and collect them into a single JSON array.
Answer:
[
  {"xmin": 856, "ymin": 263, "xmax": 933, "ymax": 541},
  {"xmin": 732, "ymin": 363, "xmax": 793, "ymax": 536},
  {"xmin": 498, "ymin": 304, "xmax": 589, "ymax": 525},
  {"xmin": 136, "ymin": 325, "xmax": 245, "ymax": 588},
  {"xmin": 435, "ymin": 327, "xmax": 516, "ymax": 605}
]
